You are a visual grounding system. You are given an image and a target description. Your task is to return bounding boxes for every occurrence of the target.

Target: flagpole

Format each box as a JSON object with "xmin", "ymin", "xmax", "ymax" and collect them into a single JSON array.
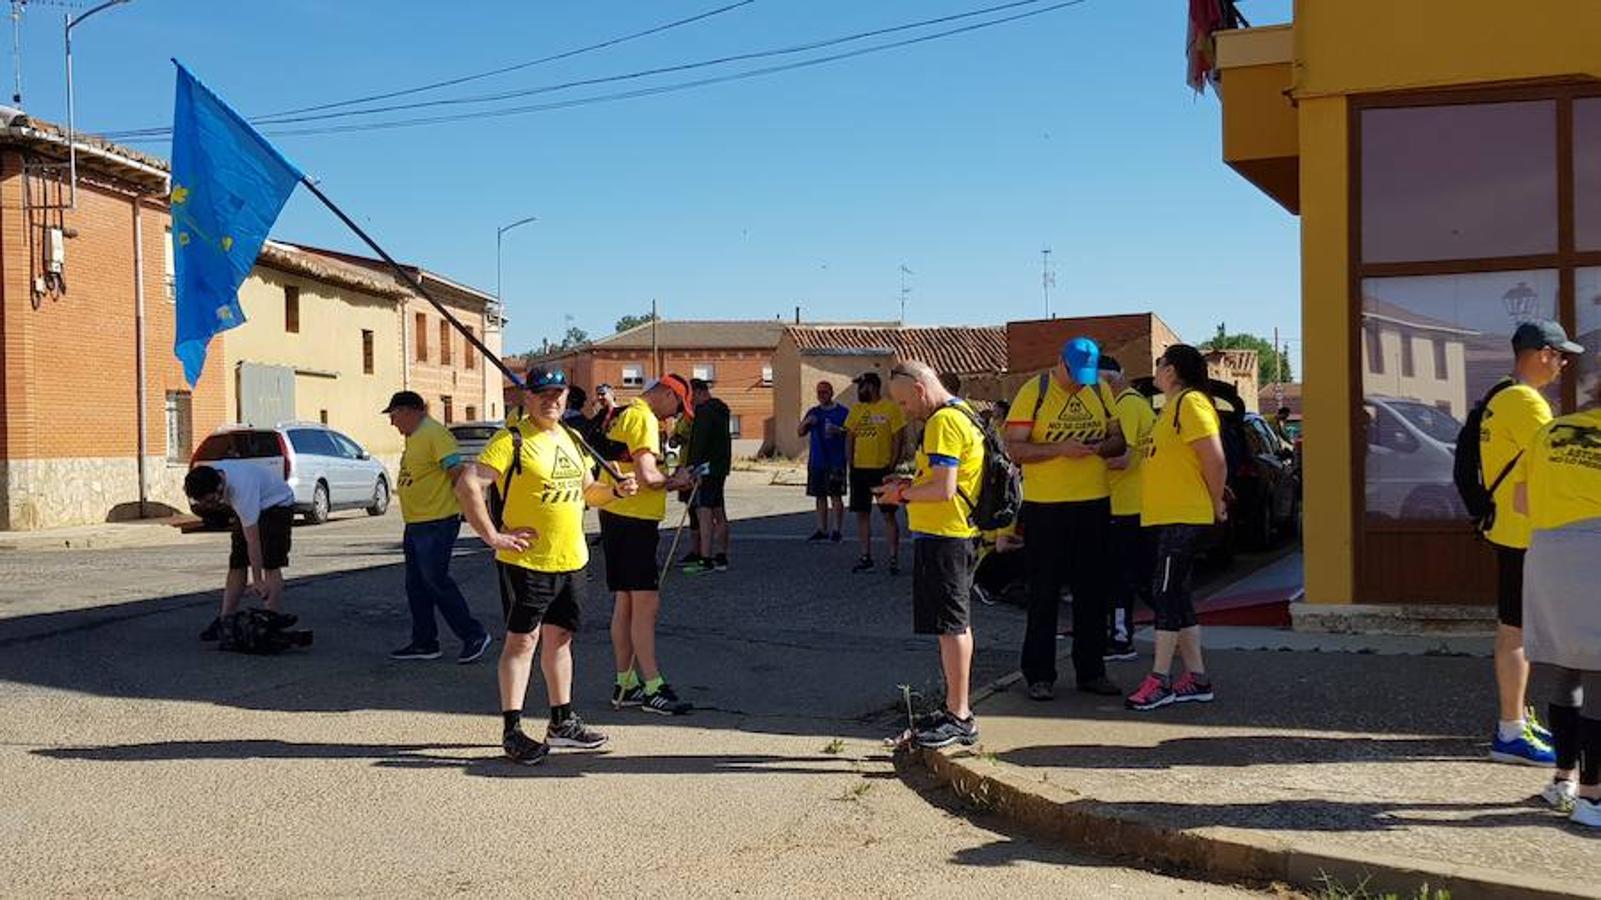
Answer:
[{"xmin": 297, "ymin": 176, "xmax": 625, "ymax": 482}]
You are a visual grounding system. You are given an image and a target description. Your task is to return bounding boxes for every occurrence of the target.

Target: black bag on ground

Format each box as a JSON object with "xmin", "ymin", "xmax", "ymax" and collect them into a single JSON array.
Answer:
[
  {"xmin": 938, "ymin": 403, "xmax": 1022, "ymax": 531},
  {"xmin": 218, "ymin": 608, "xmax": 313, "ymax": 654},
  {"xmin": 1453, "ymin": 379, "xmax": 1520, "ymax": 531}
]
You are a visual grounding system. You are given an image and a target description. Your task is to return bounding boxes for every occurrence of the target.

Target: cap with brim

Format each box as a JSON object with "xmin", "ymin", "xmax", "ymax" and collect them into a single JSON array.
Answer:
[
  {"xmin": 1061, "ymin": 337, "xmax": 1101, "ymax": 386},
  {"xmin": 522, "ymin": 366, "xmax": 569, "ymax": 392},
  {"xmin": 1512, "ymin": 320, "xmax": 1585, "ymax": 355},
  {"xmin": 657, "ymin": 373, "xmax": 695, "ymax": 419},
  {"xmin": 382, "ymin": 390, "xmax": 426, "ymax": 413}
]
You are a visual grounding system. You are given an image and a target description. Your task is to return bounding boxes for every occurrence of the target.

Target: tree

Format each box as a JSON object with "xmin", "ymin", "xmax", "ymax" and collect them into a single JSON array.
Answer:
[
  {"xmin": 614, "ymin": 310, "xmax": 659, "ymax": 333},
  {"xmin": 1203, "ymin": 323, "xmax": 1294, "ymax": 385},
  {"xmin": 522, "ymin": 325, "xmax": 589, "ymax": 360}
]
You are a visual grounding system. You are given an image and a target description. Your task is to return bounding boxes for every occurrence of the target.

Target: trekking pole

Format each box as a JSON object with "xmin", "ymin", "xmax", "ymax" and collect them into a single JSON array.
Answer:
[{"xmin": 658, "ymin": 464, "xmax": 709, "ymax": 586}]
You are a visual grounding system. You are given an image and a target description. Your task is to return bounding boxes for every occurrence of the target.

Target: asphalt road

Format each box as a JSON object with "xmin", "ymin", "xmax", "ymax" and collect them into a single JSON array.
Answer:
[{"xmin": 0, "ymin": 478, "xmax": 1259, "ymax": 897}]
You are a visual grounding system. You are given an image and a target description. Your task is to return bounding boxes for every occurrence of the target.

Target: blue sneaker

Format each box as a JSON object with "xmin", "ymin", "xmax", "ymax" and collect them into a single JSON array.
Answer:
[{"xmin": 1490, "ymin": 726, "xmax": 1555, "ymax": 767}]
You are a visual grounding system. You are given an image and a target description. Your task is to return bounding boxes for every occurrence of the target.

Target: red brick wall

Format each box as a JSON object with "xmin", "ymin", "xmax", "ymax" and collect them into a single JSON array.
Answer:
[
  {"xmin": 1007, "ymin": 314, "xmax": 1165, "ymax": 379},
  {"xmin": 1, "ymin": 153, "xmax": 226, "ymax": 462},
  {"xmin": 406, "ymin": 295, "xmax": 488, "ymax": 422}
]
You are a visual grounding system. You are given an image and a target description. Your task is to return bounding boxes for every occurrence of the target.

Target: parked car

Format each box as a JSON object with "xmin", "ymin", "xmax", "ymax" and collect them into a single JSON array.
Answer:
[
  {"xmin": 1362, "ymin": 395, "xmax": 1465, "ymax": 520},
  {"xmin": 448, "ymin": 420, "xmax": 504, "ymax": 463},
  {"xmin": 190, "ymin": 423, "xmax": 391, "ymax": 526},
  {"xmin": 1132, "ymin": 378, "xmax": 1302, "ymax": 554}
]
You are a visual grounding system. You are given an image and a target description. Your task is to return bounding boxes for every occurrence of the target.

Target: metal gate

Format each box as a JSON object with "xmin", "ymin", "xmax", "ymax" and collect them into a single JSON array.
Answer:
[{"xmin": 237, "ymin": 362, "xmax": 295, "ymax": 427}]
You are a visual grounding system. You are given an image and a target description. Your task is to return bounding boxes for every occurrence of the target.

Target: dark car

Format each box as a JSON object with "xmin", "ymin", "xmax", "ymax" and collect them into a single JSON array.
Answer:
[{"xmin": 1131, "ymin": 378, "xmax": 1301, "ymax": 554}]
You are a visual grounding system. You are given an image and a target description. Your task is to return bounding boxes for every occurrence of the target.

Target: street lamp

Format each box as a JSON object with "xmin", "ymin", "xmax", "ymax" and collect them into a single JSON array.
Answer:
[
  {"xmin": 65, "ymin": 0, "xmax": 132, "ymax": 209},
  {"xmin": 495, "ymin": 214, "xmax": 537, "ymax": 332},
  {"xmin": 1501, "ymin": 281, "xmax": 1540, "ymax": 324}
]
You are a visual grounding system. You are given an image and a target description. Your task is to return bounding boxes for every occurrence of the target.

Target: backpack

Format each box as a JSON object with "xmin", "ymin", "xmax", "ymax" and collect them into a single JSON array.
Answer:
[
  {"xmin": 218, "ymin": 608, "xmax": 313, "ymax": 654},
  {"xmin": 579, "ymin": 407, "xmax": 631, "ymax": 463},
  {"xmin": 1453, "ymin": 379, "xmax": 1521, "ymax": 531},
  {"xmin": 486, "ymin": 426, "xmax": 523, "ymax": 530},
  {"xmin": 935, "ymin": 402, "xmax": 1022, "ymax": 531},
  {"xmin": 1026, "ymin": 372, "xmax": 1110, "ymax": 431}
]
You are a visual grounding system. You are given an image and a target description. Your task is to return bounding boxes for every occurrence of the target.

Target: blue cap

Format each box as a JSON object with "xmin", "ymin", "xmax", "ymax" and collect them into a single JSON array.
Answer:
[
  {"xmin": 1061, "ymin": 337, "xmax": 1100, "ymax": 386},
  {"xmin": 523, "ymin": 366, "xmax": 569, "ymax": 392}
]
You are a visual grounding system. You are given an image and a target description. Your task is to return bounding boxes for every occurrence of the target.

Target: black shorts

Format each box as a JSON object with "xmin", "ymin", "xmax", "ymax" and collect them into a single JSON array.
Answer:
[
  {"xmin": 1495, "ymin": 544, "xmax": 1526, "ymax": 628},
  {"xmin": 806, "ymin": 466, "xmax": 846, "ymax": 498},
  {"xmin": 599, "ymin": 510, "xmax": 661, "ymax": 592},
  {"xmin": 692, "ymin": 475, "xmax": 727, "ymax": 510},
  {"xmin": 497, "ymin": 564, "xmax": 583, "ymax": 634},
  {"xmin": 913, "ymin": 536, "xmax": 976, "ymax": 635},
  {"xmin": 849, "ymin": 466, "xmax": 895, "ymax": 513},
  {"xmin": 229, "ymin": 505, "xmax": 293, "ymax": 570}
]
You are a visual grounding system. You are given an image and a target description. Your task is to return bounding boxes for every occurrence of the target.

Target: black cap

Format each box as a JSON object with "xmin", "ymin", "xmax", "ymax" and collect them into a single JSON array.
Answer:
[
  {"xmin": 521, "ymin": 366, "xmax": 569, "ymax": 392},
  {"xmin": 382, "ymin": 390, "xmax": 426, "ymax": 413},
  {"xmin": 1098, "ymin": 354, "xmax": 1122, "ymax": 373},
  {"xmin": 1512, "ymin": 320, "xmax": 1584, "ymax": 355},
  {"xmin": 853, "ymin": 371, "xmax": 882, "ymax": 388}
]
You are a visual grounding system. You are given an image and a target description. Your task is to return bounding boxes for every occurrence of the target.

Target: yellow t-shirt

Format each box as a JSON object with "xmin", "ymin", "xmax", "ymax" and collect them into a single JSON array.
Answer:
[
  {"xmin": 397, "ymin": 418, "xmax": 462, "ymax": 523},
  {"xmin": 1109, "ymin": 389, "xmax": 1156, "ymax": 517},
  {"xmin": 1006, "ymin": 374, "xmax": 1118, "ymax": 503},
  {"xmin": 603, "ymin": 398, "xmax": 666, "ymax": 521},
  {"xmin": 907, "ymin": 402, "xmax": 984, "ymax": 539},
  {"xmin": 1481, "ymin": 382, "xmax": 1552, "ymax": 549},
  {"xmin": 844, "ymin": 399, "xmax": 906, "ymax": 469},
  {"xmin": 477, "ymin": 422, "xmax": 590, "ymax": 572},
  {"xmin": 1522, "ymin": 409, "xmax": 1601, "ymax": 533},
  {"xmin": 1141, "ymin": 391, "xmax": 1221, "ymax": 527}
]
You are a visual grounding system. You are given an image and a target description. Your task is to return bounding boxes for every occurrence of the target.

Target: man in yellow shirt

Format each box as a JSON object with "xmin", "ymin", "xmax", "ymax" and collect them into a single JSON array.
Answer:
[
  {"xmin": 1005, "ymin": 337, "xmax": 1126, "ymax": 700},
  {"xmin": 878, "ymin": 361, "xmax": 985, "ymax": 749},
  {"xmin": 600, "ymin": 374, "xmax": 696, "ymax": 716},
  {"xmin": 1101, "ymin": 356, "xmax": 1156, "ymax": 662},
  {"xmin": 384, "ymin": 391, "xmax": 492, "ymax": 664},
  {"xmin": 844, "ymin": 371, "xmax": 908, "ymax": 574},
  {"xmin": 1481, "ymin": 320, "xmax": 1581, "ymax": 766},
  {"xmin": 456, "ymin": 367, "xmax": 638, "ymax": 765}
]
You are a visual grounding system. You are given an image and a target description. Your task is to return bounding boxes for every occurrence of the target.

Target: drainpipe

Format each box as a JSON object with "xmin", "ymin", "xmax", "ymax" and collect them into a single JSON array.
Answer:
[{"xmin": 132, "ymin": 193, "xmax": 148, "ymax": 517}]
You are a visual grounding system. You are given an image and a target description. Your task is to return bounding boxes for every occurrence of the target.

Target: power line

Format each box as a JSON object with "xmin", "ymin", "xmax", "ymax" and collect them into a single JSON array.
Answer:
[{"xmin": 102, "ymin": 0, "xmax": 1076, "ymax": 139}]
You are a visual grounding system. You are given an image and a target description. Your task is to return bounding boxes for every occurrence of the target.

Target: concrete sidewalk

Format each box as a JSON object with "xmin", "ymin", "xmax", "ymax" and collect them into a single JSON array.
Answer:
[
  {"xmin": 0, "ymin": 517, "xmax": 194, "ymax": 551},
  {"xmin": 914, "ymin": 637, "xmax": 1600, "ymax": 898}
]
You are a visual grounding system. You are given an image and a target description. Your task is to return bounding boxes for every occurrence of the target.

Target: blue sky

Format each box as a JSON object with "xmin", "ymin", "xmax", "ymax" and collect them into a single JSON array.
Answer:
[{"xmin": 14, "ymin": 0, "xmax": 1299, "ymax": 365}]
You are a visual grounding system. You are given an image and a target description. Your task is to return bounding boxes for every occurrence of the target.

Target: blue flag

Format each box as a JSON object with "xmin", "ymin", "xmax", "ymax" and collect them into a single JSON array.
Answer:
[{"xmin": 169, "ymin": 60, "xmax": 302, "ymax": 386}]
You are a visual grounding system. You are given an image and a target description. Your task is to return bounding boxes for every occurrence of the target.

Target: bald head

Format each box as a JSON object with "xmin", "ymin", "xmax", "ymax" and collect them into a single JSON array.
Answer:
[{"xmin": 888, "ymin": 360, "xmax": 952, "ymax": 419}]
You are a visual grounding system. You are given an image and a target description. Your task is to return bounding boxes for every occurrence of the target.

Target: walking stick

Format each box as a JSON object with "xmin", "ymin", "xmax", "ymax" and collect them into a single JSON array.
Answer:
[{"xmin": 659, "ymin": 467, "xmax": 708, "ymax": 586}]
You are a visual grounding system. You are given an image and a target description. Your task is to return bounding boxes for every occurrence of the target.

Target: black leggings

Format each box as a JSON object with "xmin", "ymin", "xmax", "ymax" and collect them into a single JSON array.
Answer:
[
  {"xmin": 1149, "ymin": 524, "xmax": 1207, "ymax": 632},
  {"xmin": 1546, "ymin": 666, "xmax": 1601, "ymax": 786}
]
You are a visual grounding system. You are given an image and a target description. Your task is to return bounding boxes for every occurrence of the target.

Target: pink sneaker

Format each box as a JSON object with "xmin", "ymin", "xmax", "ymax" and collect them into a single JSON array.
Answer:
[
  {"xmin": 1125, "ymin": 674, "xmax": 1174, "ymax": 711},
  {"xmin": 1172, "ymin": 672, "xmax": 1215, "ymax": 703}
]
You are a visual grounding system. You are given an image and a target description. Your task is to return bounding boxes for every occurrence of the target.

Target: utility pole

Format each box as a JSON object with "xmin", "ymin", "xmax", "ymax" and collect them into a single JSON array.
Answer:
[
  {"xmin": 11, "ymin": 0, "xmax": 23, "ymax": 106},
  {"xmin": 65, "ymin": 0, "xmax": 132, "ymax": 209},
  {"xmin": 898, "ymin": 264, "xmax": 913, "ymax": 325},
  {"xmin": 650, "ymin": 298, "xmax": 659, "ymax": 380},
  {"xmin": 1273, "ymin": 326, "xmax": 1284, "ymax": 412},
  {"xmin": 1041, "ymin": 247, "xmax": 1055, "ymax": 318}
]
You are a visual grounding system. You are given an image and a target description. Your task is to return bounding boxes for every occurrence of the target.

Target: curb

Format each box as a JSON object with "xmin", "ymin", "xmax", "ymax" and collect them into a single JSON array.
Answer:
[{"xmin": 910, "ymin": 721, "xmax": 1593, "ymax": 899}]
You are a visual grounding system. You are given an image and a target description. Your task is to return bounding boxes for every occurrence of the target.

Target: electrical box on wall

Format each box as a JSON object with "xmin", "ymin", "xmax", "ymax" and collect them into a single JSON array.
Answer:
[{"xmin": 46, "ymin": 227, "xmax": 65, "ymax": 274}]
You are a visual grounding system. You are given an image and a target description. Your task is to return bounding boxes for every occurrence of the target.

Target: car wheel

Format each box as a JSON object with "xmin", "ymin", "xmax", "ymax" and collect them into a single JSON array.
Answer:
[
  {"xmin": 366, "ymin": 477, "xmax": 390, "ymax": 517},
  {"xmin": 306, "ymin": 482, "xmax": 331, "ymax": 525}
]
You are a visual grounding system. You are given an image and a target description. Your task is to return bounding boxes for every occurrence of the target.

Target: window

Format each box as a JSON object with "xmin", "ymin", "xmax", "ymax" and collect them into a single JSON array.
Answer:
[
  {"xmin": 331, "ymin": 432, "xmax": 365, "ymax": 459},
  {"xmin": 439, "ymin": 320, "xmax": 452, "ymax": 366},
  {"xmin": 491, "ymin": 402, "xmax": 499, "ymax": 419},
  {"xmin": 1574, "ymin": 99, "xmax": 1601, "ymax": 251},
  {"xmin": 1364, "ymin": 326, "xmax": 1384, "ymax": 376},
  {"xmin": 729, "ymin": 414, "xmax": 742, "ymax": 438},
  {"xmin": 163, "ymin": 227, "xmax": 175, "ymax": 301},
  {"xmin": 621, "ymin": 364, "xmax": 645, "ymax": 387},
  {"xmin": 465, "ymin": 327, "xmax": 476, "ymax": 370},
  {"xmin": 442, "ymin": 395, "xmax": 455, "ymax": 424},
  {"xmin": 287, "ymin": 429, "xmax": 340, "ymax": 457},
  {"xmin": 761, "ymin": 364, "xmax": 773, "ymax": 385},
  {"xmin": 414, "ymin": 313, "xmax": 428, "ymax": 362},
  {"xmin": 465, "ymin": 405, "xmax": 478, "ymax": 421},
  {"xmin": 319, "ymin": 409, "xmax": 328, "ymax": 425},
  {"xmin": 164, "ymin": 391, "xmax": 192, "ymax": 463},
  {"xmin": 1400, "ymin": 336, "xmax": 1415, "ymax": 378},
  {"xmin": 1433, "ymin": 341, "xmax": 1450, "ymax": 382},
  {"xmin": 284, "ymin": 285, "xmax": 300, "ymax": 333},
  {"xmin": 361, "ymin": 330, "xmax": 374, "ymax": 375},
  {"xmin": 1574, "ymin": 268, "xmax": 1601, "ymax": 410},
  {"xmin": 692, "ymin": 363, "xmax": 715, "ymax": 383}
]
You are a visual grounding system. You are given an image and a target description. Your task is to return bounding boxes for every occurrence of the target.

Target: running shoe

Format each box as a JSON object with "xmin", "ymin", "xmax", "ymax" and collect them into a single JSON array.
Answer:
[
  {"xmin": 1541, "ymin": 779, "xmax": 1578, "ymax": 812},
  {"xmin": 1125, "ymin": 674, "xmax": 1175, "ymax": 711},
  {"xmin": 502, "ymin": 730, "xmax": 549, "ymax": 766},
  {"xmin": 806, "ymin": 530, "xmax": 829, "ymax": 543},
  {"xmin": 390, "ymin": 642, "xmax": 442, "ymax": 661},
  {"xmin": 199, "ymin": 618, "xmax": 222, "ymax": 642},
  {"xmin": 679, "ymin": 551, "xmax": 703, "ymax": 568},
  {"xmin": 458, "ymin": 633, "xmax": 493, "ymax": 664},
  {"xmin": 971, "ymin": 584, "xmax": 996, "ymax": 607},
  {"xmin": 1026, "ymin": 681, "xmax": 1055, "ymax": 701},
  {"xmin": 829, "ymin": 530, "xmax": 843, "ymax": 543},
  {"xmin": 1526, "ymin": 705, "xmax": 1554, "ymax": 745},
  {"xmin": 1103, "ymin": 640, "xmax": 1138, "ymax": 662},
  {"xmin": 1572, "ymin": 797, "xmax": 1601, "ymax": 829},
  {"xmin": 642, "ymin": 684, "xmax": 693, "ymax": 716},
  {"xmin": 913, "ymin": 709, "xmax": 979, "ymax": 749},
  {"xmin": 850, "ymin": 555, "xmax": 875, "ymax": 573},
  {"xmin": 547, "ymin": 715, "xmax": 609, "ymax": 750},
  {"xmin": 1172, "ymin": 672, "xmax": 1215, "ymax": 703},
  {"xmin": 713, "ymin": 554, "xmax": 728, "ymax": 572},
  {"xmin": 683, "ymin": 558, "xmax": 716, "ymax": 576},
  {"xmin": 611, "ymin": 684, "xmax": 645, "ymax": 709},
  {"xmin": 1489, "ymin": 725, "xmax": 1556, "ymax": 767}
]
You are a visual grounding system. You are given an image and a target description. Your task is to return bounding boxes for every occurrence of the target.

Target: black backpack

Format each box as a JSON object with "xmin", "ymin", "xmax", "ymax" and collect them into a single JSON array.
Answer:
[
  {"xmin": 1453, "ymin": 379, "xmax": 1521, "ymax": 531},
  {"xmin": 218, "ymin": 609, "xmax": 313, "ymax": 654},
  {"xmin": 936, "ymin": 402, "xmax": 1022, "ymax": 531}
]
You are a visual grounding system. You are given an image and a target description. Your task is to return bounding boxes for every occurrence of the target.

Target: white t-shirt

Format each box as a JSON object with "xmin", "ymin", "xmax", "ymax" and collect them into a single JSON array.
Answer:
[{"xmin": 211, "ymin": 460, "xmax": 295, "ymax": 527}]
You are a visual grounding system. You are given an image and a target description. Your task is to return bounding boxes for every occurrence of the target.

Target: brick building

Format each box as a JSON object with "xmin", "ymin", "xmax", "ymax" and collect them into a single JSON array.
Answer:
[{"xmin": 0, "ymin": 115, "xmax": 227, "ymax": 529}]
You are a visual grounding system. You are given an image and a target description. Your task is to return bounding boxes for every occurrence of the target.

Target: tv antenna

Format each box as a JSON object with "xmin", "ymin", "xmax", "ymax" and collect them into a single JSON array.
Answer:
[
  {"xmin": 899, "ymin": 264, "xmax": 913, "ymax": 324},
  {"xmin": 1041, "ymin": 247, "xmax": 1056, "ymax": 318}
]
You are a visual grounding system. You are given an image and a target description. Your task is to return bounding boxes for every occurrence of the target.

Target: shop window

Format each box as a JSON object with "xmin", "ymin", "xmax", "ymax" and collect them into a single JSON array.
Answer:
[{"xmin": 1361, "ymin": 101, "xmax": 1557, "ymax": 264}]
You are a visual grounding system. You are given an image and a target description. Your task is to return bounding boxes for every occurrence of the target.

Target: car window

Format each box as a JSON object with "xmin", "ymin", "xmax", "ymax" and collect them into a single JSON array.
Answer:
[
  {"xmin": 288, "ymin": 429, "xmax": 339, "ymax": 457},
  {"xmin": 1374, "ymin": 408, "xmax": 1420, "ymax": 453},
  {"xmin": 1387, "ymin": 401, "xmax": 1462, "ymax": 445},
  {"xmin": 450, "ymin": 426, "xmax": 500, "ymax": 443},
  {"xmin": 194, "ymin": 431, "xmax": 280, "ymax": 461},
  {"xmin": 330, "ymin": 432, "xmax": 365, "ymax": 459}
]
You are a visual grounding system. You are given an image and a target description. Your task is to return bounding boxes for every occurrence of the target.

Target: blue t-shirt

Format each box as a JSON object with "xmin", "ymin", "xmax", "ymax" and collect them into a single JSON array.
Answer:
[{"xmin": 805, "ymin": 403, "xmax": 850, "ymax": 470}]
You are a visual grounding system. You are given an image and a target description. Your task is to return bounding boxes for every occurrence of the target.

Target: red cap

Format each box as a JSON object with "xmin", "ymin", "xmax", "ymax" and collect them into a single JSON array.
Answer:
[{"xmin": 658, "ymin": 373, "xmax": 694, "ymax": 419}]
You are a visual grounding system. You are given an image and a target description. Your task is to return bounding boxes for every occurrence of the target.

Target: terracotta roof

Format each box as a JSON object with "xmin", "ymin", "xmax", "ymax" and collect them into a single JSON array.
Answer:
[
  {"xmin": 785, "ymin": 325, "xmax": 1007, "ymax": 375},
  {"xmin": 257, "ymin": 241, "xmax": 410, "ymax": 300},
  {"xmin": 592, "ymin": 320, "xmax": 790, "ymax": 350}
]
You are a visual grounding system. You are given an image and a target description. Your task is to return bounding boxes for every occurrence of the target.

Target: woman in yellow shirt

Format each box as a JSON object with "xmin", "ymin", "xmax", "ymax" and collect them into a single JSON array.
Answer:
[{"xmin": 1125, "ymin": 345, "xmax": 1229, "ymax": 713}]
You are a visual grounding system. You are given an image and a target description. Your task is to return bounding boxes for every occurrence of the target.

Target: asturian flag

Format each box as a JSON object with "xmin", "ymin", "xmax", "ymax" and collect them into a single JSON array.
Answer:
[{"xmin": 169, "ymin": 60, "xmax": 302, "ymax": 386}]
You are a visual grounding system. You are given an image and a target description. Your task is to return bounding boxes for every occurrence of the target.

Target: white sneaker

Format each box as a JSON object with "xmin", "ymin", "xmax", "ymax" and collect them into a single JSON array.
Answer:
[
  {"xmin": 1540, "ymin": 779, "xmax": 1577, "ymax": 811},
  {"xmin": 1572, "ymin": 797, "xmax": 1601, "ymax": 828}
]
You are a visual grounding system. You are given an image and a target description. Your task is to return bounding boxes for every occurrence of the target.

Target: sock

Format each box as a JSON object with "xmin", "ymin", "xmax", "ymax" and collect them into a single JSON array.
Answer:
[
  {"xmin": 1498, "ymin": 719, "xmax": 1527, "ymax": 742},
  {"xmin": 549, "ymin": 703, "xmax": 573, "ymax": 726},
  {"xmin": 501, "ymin": 710, "xmax": 522, "ymax": 737},
  {"xmin": 1580, "ymin": 716, "xmax": 1601, "ymax": 787},
  {"xmin": 616, "ymin": 670, "xmax": 639, "ymax": 690},
  {"xmin": 1151, "ymin": 672, "xmax": 1171, "ymax": 687},
  {"xmin": 645, "ymin": 675, "xmax": 666, "ymax": 696},
  {"xmin": 1550, "ymin": 703, "xmax": 1581, "ymax": 772}
]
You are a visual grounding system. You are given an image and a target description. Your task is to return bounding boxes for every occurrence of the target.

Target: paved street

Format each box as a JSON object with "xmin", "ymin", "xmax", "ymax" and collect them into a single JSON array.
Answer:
[{"xmin": 0, "ymin": 477, "xmax": 1254, "ymax": 897}]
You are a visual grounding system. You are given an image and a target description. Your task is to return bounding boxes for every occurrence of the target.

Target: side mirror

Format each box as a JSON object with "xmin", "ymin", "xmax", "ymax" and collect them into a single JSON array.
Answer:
[{"xmin": 359, "ymin": 451, "xmax": 371, "ymax": 460}]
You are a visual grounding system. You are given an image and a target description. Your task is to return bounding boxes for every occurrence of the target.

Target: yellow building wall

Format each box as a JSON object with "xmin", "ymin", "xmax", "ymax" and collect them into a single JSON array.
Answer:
[{"xmin": 226, "ymin": 269, "xmax": 405, "ymax": 466}]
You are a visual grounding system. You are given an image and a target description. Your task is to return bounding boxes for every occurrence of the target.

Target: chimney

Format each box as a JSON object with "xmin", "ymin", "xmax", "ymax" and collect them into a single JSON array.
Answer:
[{"xmin": 794, "ymin": 305, "xmax": 801, "ymax": 324}]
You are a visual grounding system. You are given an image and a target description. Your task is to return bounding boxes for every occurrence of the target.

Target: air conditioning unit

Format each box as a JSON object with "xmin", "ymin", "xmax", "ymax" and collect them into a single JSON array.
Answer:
[{"xmin": 46, "ymin": 227, "xmax": 64, "ymax": 274}]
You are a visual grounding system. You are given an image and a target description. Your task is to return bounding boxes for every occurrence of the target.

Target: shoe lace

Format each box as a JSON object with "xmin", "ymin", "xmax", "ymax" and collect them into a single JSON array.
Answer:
[{"xmin": 1133, "ymin": 674, "xmax": 1164, "ymax": 699}]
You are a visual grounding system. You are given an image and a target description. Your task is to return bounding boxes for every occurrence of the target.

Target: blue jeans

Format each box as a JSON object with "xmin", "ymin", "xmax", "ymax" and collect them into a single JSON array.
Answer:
[{"xmin": 403, "ymin": 517, "xmax": 486, "ymax": 647}]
